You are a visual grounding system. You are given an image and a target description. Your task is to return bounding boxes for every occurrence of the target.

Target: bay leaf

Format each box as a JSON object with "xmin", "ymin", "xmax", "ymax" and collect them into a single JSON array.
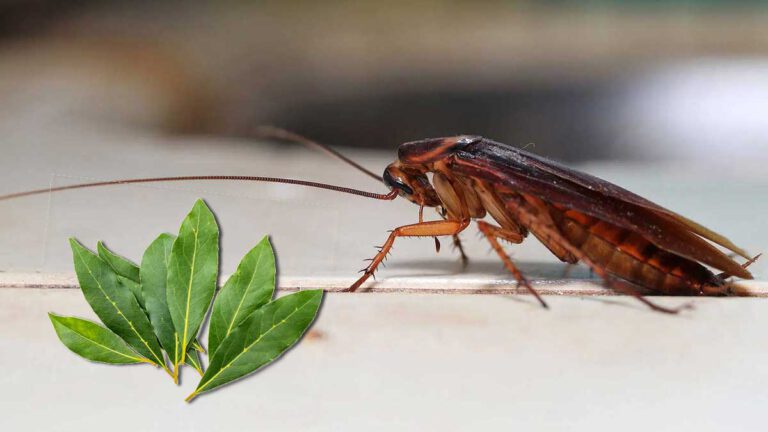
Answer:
[
  {"xmin": 208, "ymin": 236, "xmax": 275, "ymax": 356},
  {"xmin": 140, "ymin": 233, "xmax": 180, "ymax": 365},
  {"xmin": 187, "ymin": 290, "xmax": 323, "ymax": 401},
  {"xmin": 97, "ymin": 241, "xmax": 141, "ymax": 283},
  {"xmin": 167, "ymin": 199, "xmax": 219, "ymax": 367},
  {"xmin": 141, "ymin": 233, "xmax": 206, "ymax": 377},
  {"xmin": 49, "ymin": 313, "xmax": 147, "ymax": 364},
  {"xmin": 70, "ymin": 239, "xmax": 165, "ymax": 367}
]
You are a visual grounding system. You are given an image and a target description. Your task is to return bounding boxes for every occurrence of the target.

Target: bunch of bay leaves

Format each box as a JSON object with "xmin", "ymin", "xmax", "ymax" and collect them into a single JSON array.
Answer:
[{"xmin": 49, "ymin": 199, "xmax": 323, "ymax": 401}]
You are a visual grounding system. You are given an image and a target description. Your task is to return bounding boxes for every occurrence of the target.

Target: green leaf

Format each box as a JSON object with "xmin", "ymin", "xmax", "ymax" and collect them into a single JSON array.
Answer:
[
  {"xmin": 167, "ymin": 199, "xmax": 219, "ymax": 367},
  {"xmin": 140, "ymin": 233, "xmax": 180, "ymax": 365},
  {"xmin": 70, "ymin": 239, "xmax": 166, "ymax": 367},
  {"xmin": 117, "ymin": 275, "xmax": 145, "ymax": 310},
  {"xmin": 98, "ymin": 241, "xmax": 140, "ymax": 283},
  {"xmin": 208, "ymin": 236, "xmax": 275, "ymax": 356},
  {"xmin": 187, "ymin": 290, "xmax": 323, "ymax": 401},
  {"xmin": 186, "ymin": 349, "xmax": 204, "ymax": 376},
  {"xmin": 141, "ymin": 233, "xmax": 207, "ymax": 375},
  {"xmin": 49, "ymin": 313, "xmax": 147, "ymax": 364}
]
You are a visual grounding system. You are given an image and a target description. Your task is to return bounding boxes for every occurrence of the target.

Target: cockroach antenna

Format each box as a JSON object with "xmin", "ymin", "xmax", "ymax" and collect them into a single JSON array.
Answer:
[
  {"xmin": 0, "ymin": 175, "xmax": 398, "ymax": 202},
  {"xmin": 0, "ymin": 128, "xmax": 398, "ymax": 202},
  {"xmin": 253, "ymin": 126, "xmax": 384, "ymax": 183}
]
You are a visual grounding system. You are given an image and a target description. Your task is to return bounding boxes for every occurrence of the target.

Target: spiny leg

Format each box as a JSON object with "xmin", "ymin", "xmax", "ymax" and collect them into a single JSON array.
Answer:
[
  {"xmin": 425, "ymin": 207, "xmax": 447, "ymax": 260},
  {"xmin": 505, "ymin": 196, "xmax": 690, "ymax": 314},
  {"xmin": 348, "ymin": 220, "xmax": 469, "ymax": 291},
  {"xmin": 603, "ymin": 277, "xmax": 693, "ymax": 314},
  {"xmin": 476, "ymin": 220, "xmax": 547, "ymax": 308},
  {"xmin": 452, "ymin": 234, "xmax": 469, "ymax": 268},
  {"xmin": 436, "ymin": 207, "xmax": 469, "ymax": 266}
]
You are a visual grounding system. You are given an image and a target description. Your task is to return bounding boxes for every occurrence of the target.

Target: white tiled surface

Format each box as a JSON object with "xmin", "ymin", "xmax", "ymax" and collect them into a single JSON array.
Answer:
[{"xmin": 3, "ymin": 289, "xmax": 768, "ymax": 431}]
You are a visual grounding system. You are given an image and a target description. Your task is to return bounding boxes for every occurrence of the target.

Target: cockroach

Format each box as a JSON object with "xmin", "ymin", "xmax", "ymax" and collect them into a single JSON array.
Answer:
[{"xmin": 0, "ymin": 128, "xmax": 759, "ymax": 313}]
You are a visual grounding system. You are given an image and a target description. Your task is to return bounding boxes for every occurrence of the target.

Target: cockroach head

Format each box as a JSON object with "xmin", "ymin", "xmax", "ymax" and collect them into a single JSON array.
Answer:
[{"xmin": 383, "ymin": 162, "xmax": 441, "ymax": 207}]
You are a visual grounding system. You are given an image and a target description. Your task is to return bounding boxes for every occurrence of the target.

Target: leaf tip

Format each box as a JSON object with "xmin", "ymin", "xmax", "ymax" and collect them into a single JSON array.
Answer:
[{"xmin": 68, "ymin": 238, "xmax": 87, "ymax": 258}]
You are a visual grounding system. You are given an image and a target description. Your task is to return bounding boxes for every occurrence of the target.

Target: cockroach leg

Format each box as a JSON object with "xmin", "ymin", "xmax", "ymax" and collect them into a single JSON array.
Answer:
[
  {"xmin": 452, "ymin": 234, "xmax": 469, "ymax": 268},
  {"xmin": 437, "ymin": 207, "xmax": 469, "ymax": 266},
  {"xmin": 505, "ymin": 196, "xmax": 690, "ymax": 314},
  {"xmin": 603, "ymin": 277, "xmax": 694, "ymax": 314},
  {"xmin": 518, "ymin": 194, "xmax": 578, "ymax": 264},
  {"xmin": 426, "ymin": 207, "xmax": 442, "ymax": 255},
  {"xmin": 476, "ymin": 220, "xmax": 547, "ymax": 308},
  {"xmin": 347, "ymin": 220, "xmax": 469, "ymax": 292}
]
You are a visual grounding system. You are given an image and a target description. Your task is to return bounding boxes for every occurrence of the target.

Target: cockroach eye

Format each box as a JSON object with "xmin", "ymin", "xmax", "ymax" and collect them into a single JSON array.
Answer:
[{"xmin": 382, "ymin": 169, "xmax": 414, "ymax": 195}]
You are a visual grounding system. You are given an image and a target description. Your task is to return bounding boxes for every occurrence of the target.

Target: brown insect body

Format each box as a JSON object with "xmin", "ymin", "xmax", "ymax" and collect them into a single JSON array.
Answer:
[{"xmin": 371, "ymin": 135, "xmax": 754, "ymax": 309}]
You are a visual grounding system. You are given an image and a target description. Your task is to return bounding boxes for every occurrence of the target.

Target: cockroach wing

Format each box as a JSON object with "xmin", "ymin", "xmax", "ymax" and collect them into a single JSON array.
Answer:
[
  {"xmin": 516, "ymin": 146, "xmax": 750, "ymax": 260},
  {"xmin": 451, "ymin": 139, "xmax": 751, "ymax": 279}
]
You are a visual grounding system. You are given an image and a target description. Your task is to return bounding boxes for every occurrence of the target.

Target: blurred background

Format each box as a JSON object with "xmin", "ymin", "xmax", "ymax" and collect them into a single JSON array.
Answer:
[{"xmin": 2, "ymin": 0, "xmax": 768, "ymax": 162}]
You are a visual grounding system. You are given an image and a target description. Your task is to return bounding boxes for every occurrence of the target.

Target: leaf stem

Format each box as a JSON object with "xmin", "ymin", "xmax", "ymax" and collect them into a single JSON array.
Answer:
[
  {"xmin": 185, "ymin": 391, "xmax": 199, "ymax": 402},
  {"xmin": 162, "ymin": 364, "xmax": 176, "ymax": 382}
]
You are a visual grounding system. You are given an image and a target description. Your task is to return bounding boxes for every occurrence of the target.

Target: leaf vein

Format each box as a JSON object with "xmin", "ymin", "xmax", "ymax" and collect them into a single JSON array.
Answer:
[
  {"xmin": 74, "ymin": 247, "xmax": 164, "ymax": 366},
  {"xmin": 196, "ymin": 298, "xmax": 314, "ymax": 393},
  {"xmin": 180, "ymin": 211, "xmax": 202, "ymax": 363},
  {"xmin": 65, "ymin": 325, "xmax": 146, "ymax": 363}
]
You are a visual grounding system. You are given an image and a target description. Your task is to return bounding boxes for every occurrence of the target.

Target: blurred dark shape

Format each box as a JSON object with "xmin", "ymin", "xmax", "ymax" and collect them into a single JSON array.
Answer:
[
  {"xmin": 0, "ymin": 0, "xmax": 767, "ymax": 162},
  {"xmin": 266, "ymin": 85, "xmax": 612, "ymax": 161},
  {"xmin": 0, "ymin": 0, "xmax": 89, "ymax": 38}
]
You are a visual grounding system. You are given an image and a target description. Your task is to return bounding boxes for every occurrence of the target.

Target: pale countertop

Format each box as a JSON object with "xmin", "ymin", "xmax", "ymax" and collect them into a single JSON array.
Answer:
[{"xmin": 1, "ymin": 129, "xmax": 768, "ymax": 431}]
